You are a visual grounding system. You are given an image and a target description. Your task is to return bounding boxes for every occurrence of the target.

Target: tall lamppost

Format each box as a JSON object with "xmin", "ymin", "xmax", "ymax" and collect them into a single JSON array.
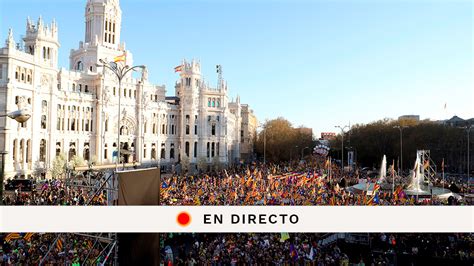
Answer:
[
  {"xmin": 96, "ymin": 59, "xmax": 145, "ymax": 171},
  {"xmin": 335, "ymin": 125, "xmax": 349, "ymax": 172},
  {"xmin": 257, "ymin": 123, "xmax": 267, "ymax": 164},
  {"xmin": 0, "ymin": 108, "xmax": 32, "ymax": 205},
  {"xmin": 393, "ymin": 125, "xmax": 408, "ymax": 174},
  {"xmin": 463, "ymin": 125, "xmax": 472, "ymax": 190}
]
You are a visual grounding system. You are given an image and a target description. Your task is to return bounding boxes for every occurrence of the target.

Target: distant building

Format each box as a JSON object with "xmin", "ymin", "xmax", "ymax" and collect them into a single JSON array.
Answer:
[
  {"xmin": 240, "ymin": 104, "xmax": 258, "ymax": 162},
  {"xmin": 320, "ymin": 132, "xmax": 336, "ymax": 140},
  {"xmin": 440, "ymin": 116, "xmax": 474, "ymax": 127},
  {"xmin": 398, "ymin": 115, "xmax": 420, "ymax": 122}
]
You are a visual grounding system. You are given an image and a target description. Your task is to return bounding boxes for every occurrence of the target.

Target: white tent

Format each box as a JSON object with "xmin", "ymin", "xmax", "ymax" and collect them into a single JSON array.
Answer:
[{"xmin": 434, "ymin": 192, "xmax": 462, "ymax": 201}]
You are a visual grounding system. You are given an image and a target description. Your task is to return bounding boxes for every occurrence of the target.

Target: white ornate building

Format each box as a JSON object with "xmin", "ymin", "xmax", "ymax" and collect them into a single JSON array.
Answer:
[{"xmin": 0, "ymin": 0, "xmax": 256, "ymax": 178}]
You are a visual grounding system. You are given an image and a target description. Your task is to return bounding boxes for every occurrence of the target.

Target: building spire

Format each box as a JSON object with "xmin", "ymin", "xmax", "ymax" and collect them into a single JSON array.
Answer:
[{"xmin": 6, "ymin": 28, "xmax": 15, "ymax": 48}]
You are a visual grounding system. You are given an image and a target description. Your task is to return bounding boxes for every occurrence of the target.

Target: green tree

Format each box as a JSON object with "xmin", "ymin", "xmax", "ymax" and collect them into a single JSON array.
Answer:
[
  {"xmin": 255, "ymin": 117, "xmax": 314, "ymax": 162},
  {"xmin": 50, "ymin": 153, "xmax": 67, "ymax": 179},
  {"xmin": 197, "ymin": 156, "xmax": 208, "ymax": 172}
]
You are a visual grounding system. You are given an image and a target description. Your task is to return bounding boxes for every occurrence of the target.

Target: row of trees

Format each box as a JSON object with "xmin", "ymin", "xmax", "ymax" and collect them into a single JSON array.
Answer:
[
  {"xmin": 330, "ymin": 119, "xmax": 472, "ymax": 174},
  {"xmin": 49, "ymin": 154, "xmax": 98, "ymax": 179},
  {"xmin": 255, "ymin": 117, "xmax": 314, "ymax": 163}
]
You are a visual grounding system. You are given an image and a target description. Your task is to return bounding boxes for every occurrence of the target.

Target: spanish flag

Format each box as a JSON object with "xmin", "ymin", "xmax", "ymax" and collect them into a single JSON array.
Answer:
[
  {"xmin": 174, "ymin": 65, "xmax": 183, "ymax": 72},
  {"xmin": 113, "ymin": 52, "xmax": 126, "ymax": 63}
]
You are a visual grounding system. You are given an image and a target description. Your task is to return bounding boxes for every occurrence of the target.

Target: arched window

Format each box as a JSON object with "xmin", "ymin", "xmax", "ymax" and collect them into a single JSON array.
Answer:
[
  {"xmin": 56, "ymin": 142, "xmax": 61, "ymax": 157},
  {"xmin": 211, "ymin": 124, "xmax": 216, "ymax": 136},
  {"xmin": 83, "ymin": 143, "xmax": 90, "ymax": 161},
  {"xmin": 43, "ymin": 47, "xmax": 46, "ymax": 59},
  {"xmin": 207, "ymin": 142, "xmax": 210, "ymax": 158},
  {"xmin": 151, "ymin": 145, "xmax": 156, "ymax": 160},
  {"xmin": 185, "ymin": 142, "xmax": 190, "ymax": 157},
  {"xmin": 120, "ymin": 126, "xmax": 129, "ymax": 135},
  {"xmin": 208, "ymin": 98, "xmax": 211, "ymax": 107},
  {"xmin": 217, "ymin": 100, "xmax": 220, "ymax": 107},
  {"xmin": 186, "ymin": 125, "xmax": 190, "ymax": 135},
  {"xmin": 104, "ymin": 144, "xmax": 108, "ymax": 159},
  {"xmin": 20, "ymin": 140, "xmax": 25, "ymax": 163},
  {"xmin": 194, "ymin": 142, "xmax": 197, "ymax": 158},
  {"xmin": 39, "ymin": 139, "xmax": 46, "ymax": 162},
  {"xmin": 41, "ymin": 115, "xmax": 47, "ymax": 129},
  {"xmin": 212, "ymin": 99, "xmax": 215, "ymax": 107},
  {"xmin": 170, "ymin": 148, "xmax": 174, "ymax": 159},
  {"xmin": 72, "ymin": 83, "xmax": 76, "ymax": 91}
]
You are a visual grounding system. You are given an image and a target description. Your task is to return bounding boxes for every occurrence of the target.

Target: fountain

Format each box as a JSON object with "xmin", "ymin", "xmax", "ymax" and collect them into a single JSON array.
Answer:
[
  {"xmin": 378, "ymin": 155, "xmax": 387, "ymax": 183},
  {"xmin": 404, "ymin": 151, "xmax": 452, "ymax": 197},
  {"xmin": 347, "ymin": 155, "xmax": 389, "ymax": 193},
  {"xmin": 347, "ymin": 151, "xmax": 457, "ymax": 202},
  {"xmin": 407, "ymin": 156, "xmax": 423, "ymax": 192}
]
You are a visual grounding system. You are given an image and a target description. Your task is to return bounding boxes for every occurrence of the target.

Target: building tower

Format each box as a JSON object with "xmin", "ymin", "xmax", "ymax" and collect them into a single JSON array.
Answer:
[
  {"xmin": 176, "ymin": 59, "xmax": 201, "ymax": 163},
  {"xmin": 84, "ymin": 0, "xmax": 122, "ymax": 49},
  {"xmin": 23, "ymin": 16, "xmax": 60, "ymax": 68},
  {"xmin": 70, "ymin": 0, "xmax": 126, "ymax": 72}
]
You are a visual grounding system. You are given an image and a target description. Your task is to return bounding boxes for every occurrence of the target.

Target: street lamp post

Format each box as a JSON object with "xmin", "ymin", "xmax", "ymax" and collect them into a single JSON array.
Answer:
[
  {"xmin": 393, "ymin": 125, "xmax": 408, "ymax": 174},
  {"xmin": 335, "ymin": 125, "xmax": 349, "ymax": 172},
  {"xmin": 257, "ymin": 124, "xmax": 267, "ymax": 164},
  {"xmin": 96, "ymin": 59, "xmax": 145, "ymax": 171},
  {"xmin": 0, "ymin": 108, "xmax": 32, "ymax": 205},
  {"xmin": 263, "ymin": 127, "xmax": 266, "ymax": 164},
  {"xmin": 464, "ymin": 125, "xmax": 472, "ymax": 191}
]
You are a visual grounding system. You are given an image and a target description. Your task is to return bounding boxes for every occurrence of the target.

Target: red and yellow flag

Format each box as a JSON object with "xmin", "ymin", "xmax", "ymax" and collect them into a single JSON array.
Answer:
[
  {"xmin": 113, "ymin": 52, "xmax": 126, "ymax": 63},
  {"xmin": 174, "ymin": 65, "xmax": 183, "ymax": 72}
]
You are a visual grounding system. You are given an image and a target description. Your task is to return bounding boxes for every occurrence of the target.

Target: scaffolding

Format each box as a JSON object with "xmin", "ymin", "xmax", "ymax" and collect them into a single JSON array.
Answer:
[{"xmin": 417, "ymin": 150, "xmax": 437, "ymax": 184}]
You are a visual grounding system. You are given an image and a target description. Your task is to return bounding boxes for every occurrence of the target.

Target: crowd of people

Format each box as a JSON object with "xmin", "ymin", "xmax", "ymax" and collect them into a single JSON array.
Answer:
[
  {"xmin": 160, "ymin": 159, "xmax": 466, "ymax": 206},
  {"xmin": 0, "ymin": 233, "xmax": 113, "ymax": 265},
  {"xmin": 1, "ymin": 157, "xmax": 468, "ymax": 206},
  {"xmin": 2, "ymin": 233, "xmax": 472, "ymax": 265},
  {"xmin": 2, "ymin": 178, "xmax": 108, "ymax": 206},
  {"xmin": 160, "ymin": 233, "xmax": 473, "ymax": 265}
]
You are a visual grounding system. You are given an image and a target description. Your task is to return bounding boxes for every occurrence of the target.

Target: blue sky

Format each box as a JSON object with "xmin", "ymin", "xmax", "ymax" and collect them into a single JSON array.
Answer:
[{"xmin": 1, "ymin": 0, "xmax": 472, "ymax": 137}]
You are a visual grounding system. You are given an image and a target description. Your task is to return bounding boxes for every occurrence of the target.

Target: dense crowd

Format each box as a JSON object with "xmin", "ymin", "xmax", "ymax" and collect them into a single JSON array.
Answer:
[
  {"xmin": 161, "ymin": 159, "xmax": 465, "ymax": 206},
  {"xmin": 2, "ymin": 179, "xmax": 108, "ymax": 206},
  {"xmin": 0, "ymin": 233, "xmax": 113, "ymax": 265},
  {"xmin": 1, "ymin": 158, "xmax": 468, "ymax": 206},
  {"xmin": 160, "ymin": 233, "xmax": 474, "ymax": 265}
]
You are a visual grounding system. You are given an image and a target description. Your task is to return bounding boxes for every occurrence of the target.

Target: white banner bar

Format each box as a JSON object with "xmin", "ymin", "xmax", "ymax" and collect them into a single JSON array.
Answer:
[{"xmin": 1, "ymin": 206, "xmax": 472, "ymax": 233}]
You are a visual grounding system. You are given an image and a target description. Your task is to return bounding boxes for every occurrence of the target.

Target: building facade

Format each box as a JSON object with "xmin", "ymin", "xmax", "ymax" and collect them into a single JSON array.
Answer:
[{"xmin": 0, "ymin": 0, "xmax": 256, "ymax": 178}]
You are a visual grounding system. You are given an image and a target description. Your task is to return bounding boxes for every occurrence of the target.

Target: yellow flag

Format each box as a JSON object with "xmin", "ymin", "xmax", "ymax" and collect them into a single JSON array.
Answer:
[{"xmin": 113, "ymin": 52, "xmax": 126, "ymax": 62}]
